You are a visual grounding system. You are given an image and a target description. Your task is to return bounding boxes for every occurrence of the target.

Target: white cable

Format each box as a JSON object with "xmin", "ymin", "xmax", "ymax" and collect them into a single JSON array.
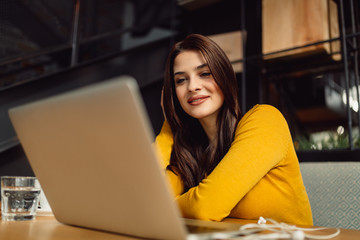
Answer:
[
  {"xmin": 231, "ymin": 217, "xmax": 341, "ymax": 240},
  {"xmin": 302, "ymin": 229, "xmax": 340, "ymax": 240}
]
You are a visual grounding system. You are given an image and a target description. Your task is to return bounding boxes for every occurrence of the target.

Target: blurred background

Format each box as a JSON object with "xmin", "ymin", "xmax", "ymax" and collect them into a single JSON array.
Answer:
[{"xmin": 0, "ymin": 0, "xmax": 359, "ymax": 176}]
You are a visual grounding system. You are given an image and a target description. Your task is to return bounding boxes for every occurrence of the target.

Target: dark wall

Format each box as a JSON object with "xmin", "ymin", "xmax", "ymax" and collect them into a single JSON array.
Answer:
[{"xmin": 0, "ymin": 38, "xmax": 169, "ymax": 177}]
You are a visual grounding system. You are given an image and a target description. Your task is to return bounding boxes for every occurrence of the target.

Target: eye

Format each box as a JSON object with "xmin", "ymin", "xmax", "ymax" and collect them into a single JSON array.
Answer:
[
  {"xmin": 200, "ymin": 72, "xmax": 212, "ymax": 78},
  {"xmin": 175, "ymin": 78, "xmax": 186, "ymax": 85}
]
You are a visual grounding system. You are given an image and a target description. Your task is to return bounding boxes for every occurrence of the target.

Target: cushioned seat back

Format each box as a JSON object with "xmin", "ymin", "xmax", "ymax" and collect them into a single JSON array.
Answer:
[{"xmin": 300, "ymin": 162, "xmax": 360, "ymax": 229}]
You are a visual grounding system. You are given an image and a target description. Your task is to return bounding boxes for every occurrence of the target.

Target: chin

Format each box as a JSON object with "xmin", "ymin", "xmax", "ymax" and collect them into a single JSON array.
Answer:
[
  {"xmin": 188, "ymin": 113, "xmax": 210, "ymax": 120},
  {"xmin": 185, "ymin": 108, "xmax": 216, "ymax": 120}
]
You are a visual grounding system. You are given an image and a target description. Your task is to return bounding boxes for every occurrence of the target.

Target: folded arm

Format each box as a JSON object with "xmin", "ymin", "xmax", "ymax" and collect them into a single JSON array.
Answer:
[{"xmin": 154, "ymin": 105, "xmax": 291, "ymax": 221}]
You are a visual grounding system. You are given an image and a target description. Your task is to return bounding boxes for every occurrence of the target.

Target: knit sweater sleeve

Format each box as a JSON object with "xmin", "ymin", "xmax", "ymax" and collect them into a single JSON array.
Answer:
[
  {"xmin": 175, "ymin": 104, "xmax": 292, "ymax": 221},
  {"xmin": 153, "ymin": 121, "xmax": 184, "ymax": 196},
  {"xmin": 153, "ymin": 121, "xmax": 173, "ymax": 169}
]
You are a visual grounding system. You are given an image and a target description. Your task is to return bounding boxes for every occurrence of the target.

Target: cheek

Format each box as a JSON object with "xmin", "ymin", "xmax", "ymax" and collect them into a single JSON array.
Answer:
[
  {"xmin": 218, "ymin": 92, "xmax": 224, "ymax": 104},
  {"xmin": 175, "ymin": 87, "xmax": 185, "ymax": 102},
  {"xmin": 213, "ymin": 84, "xmax": 224, "ymax": 103}
]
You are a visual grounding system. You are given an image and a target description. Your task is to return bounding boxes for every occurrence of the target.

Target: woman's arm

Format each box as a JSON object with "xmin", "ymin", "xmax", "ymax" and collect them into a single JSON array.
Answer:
[
  {"xmin": 153, "ymin": 121, "xmax": 184, "ymax": 196},
  {"xmin": 154, "ymin": 121, "xmax": 173, "ymax": 169},
  {"xmin": 175, "ymin": 104, "xmax": 292, "ymax": 221}
]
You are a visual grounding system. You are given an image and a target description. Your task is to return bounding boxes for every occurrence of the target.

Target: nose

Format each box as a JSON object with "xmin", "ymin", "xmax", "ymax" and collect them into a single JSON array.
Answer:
[{"xmin": 188, "ymin": 77, "xmax": 202, "ymax": 92}]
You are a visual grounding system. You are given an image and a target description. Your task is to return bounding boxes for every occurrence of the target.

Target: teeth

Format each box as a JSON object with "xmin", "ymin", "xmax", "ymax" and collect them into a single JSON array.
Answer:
[{"xmin": 190, "ymin": 97, "xmax": 206, "ymax": 103}]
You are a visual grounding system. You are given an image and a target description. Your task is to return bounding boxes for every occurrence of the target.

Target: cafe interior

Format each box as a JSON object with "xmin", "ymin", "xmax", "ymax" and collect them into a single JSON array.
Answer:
[{"xmin": 0, "ymin": 0, "xmax": 360, "ymax": 238}]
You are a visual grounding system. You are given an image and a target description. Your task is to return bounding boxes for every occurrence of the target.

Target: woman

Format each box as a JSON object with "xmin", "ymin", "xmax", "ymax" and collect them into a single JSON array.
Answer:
[{"xmin": 154, "ymin": 34, "xmax": 313, "ymax": 226}]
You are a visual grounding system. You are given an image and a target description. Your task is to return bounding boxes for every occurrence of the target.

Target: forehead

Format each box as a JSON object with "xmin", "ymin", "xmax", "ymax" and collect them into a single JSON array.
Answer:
[{"xmin": 173, "ymin": 50, "xmax": 207, "ymax": 72}]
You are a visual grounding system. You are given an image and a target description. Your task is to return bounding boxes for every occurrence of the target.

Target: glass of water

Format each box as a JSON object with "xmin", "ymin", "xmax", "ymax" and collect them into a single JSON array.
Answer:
[{"xmin": 1, "ymin": 176, "xmax": 41, "ymax": 221}]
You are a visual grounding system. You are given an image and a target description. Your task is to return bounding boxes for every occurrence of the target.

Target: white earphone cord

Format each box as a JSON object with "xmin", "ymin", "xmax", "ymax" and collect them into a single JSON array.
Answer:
[{"xmin": 227, "ymin": 217, "xmax": 341, "ymax": 240}]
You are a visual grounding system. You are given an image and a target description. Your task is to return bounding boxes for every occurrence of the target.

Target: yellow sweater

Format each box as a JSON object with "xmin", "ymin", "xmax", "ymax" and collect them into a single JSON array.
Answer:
[{"xmin": 154, "ymin": 104, "xmax": 313, "ymax": 226}]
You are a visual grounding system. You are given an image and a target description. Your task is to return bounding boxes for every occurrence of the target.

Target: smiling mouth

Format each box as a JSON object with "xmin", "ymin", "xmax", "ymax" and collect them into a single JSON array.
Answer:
[{"xmin": 188, "ymin": 96, "xmax": 209, "ymax": 105}]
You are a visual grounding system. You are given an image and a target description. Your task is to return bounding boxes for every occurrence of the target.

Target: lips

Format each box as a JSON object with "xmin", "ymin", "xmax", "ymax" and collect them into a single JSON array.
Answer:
[{"xmin": 188, "ymin": 95, "xmax": 209, "ymax": 105}]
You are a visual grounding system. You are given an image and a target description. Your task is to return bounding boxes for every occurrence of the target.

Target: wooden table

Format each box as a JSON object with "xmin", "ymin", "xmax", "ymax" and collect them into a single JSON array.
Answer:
[
  {"xmin": 1, "ymin": 214, "xmax": 360, "ymax": 239},
  {"xmin": 0, "ymin": 214, "xmax": 134, "ymax": 240}
]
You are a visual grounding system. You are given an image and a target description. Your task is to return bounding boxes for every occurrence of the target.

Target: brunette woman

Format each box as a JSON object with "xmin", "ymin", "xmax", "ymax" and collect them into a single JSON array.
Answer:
[{"xmin": 154, "ymin": 34, "xmax": 313, "ymax": 225}]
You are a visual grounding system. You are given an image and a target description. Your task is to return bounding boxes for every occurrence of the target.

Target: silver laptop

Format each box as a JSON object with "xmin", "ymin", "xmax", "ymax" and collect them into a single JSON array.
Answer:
[{"xmin": 8, "ymin": 76, "xmax": 245, "ymax": 240}]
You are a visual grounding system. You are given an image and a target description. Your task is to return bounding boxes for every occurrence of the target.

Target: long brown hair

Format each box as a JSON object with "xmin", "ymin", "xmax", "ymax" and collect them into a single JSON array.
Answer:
[{"xmin": 163, "ymin": 34, "xmax": 241, "ymax": 193}]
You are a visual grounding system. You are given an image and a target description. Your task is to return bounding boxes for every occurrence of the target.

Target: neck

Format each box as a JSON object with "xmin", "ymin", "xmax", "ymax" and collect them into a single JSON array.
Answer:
[{"xmin": 199, "ymin": 117, "xmax": 217, "ymax": 144}]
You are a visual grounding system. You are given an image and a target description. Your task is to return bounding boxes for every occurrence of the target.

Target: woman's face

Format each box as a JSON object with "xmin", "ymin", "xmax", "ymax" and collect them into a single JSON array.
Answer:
[{"xmin": 173, "ymin": 50, "xmax": 224, "ymax": 123}]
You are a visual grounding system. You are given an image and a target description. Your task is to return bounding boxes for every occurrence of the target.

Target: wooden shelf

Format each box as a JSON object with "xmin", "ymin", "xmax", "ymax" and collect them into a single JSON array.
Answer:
[{"xmin": 262, "ymin": 0, "xmax": 341, "ymax": 61}]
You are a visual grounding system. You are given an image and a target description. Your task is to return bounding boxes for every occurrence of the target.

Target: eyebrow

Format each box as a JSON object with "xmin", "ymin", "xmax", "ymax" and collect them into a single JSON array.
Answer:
[
  {"xmin": 174, "ymin": 63, "xmax": 209, "ymax": 76},
  {"xmin": 196, "ymin": 63, "xmax": 208, "ymax": 70}
]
